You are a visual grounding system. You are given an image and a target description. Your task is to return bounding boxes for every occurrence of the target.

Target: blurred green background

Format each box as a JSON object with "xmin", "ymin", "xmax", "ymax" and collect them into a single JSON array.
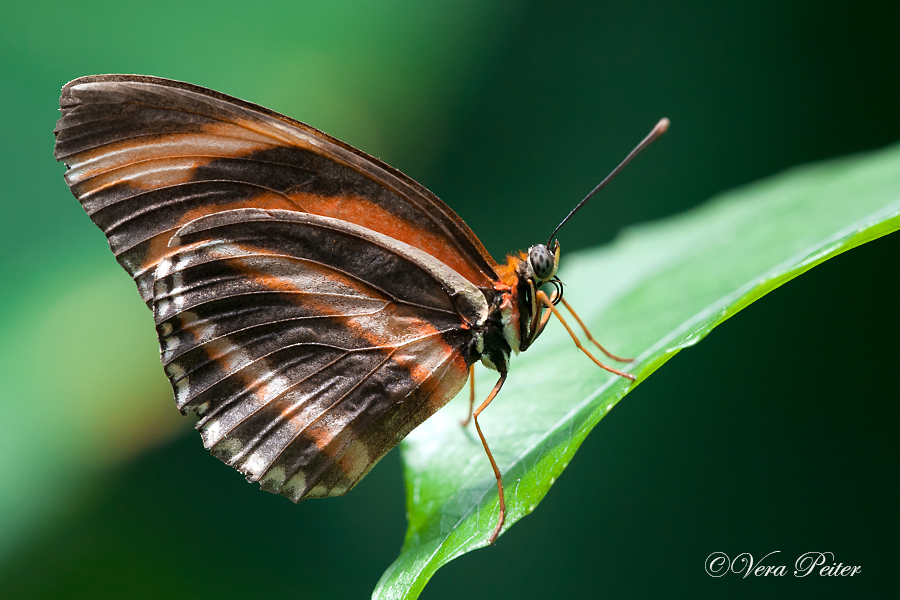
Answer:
[{"xmin": 1, "ymin": 1, "xmax": 898, "ymax": 598}]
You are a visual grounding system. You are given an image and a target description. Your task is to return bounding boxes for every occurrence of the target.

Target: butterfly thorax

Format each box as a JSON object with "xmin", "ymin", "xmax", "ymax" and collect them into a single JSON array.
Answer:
[{"xmin": 467, "ymin": 249, "xmax": 550, "ymax": 374}]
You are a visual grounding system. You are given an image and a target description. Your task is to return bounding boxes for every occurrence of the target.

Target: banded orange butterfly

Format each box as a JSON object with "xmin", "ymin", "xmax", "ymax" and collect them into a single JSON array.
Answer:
[{"xmin": 53, "ymin": 75, "xmax": 667, "ymax": 543}]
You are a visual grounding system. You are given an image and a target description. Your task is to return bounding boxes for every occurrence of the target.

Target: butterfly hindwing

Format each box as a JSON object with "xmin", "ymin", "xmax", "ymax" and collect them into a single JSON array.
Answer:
[
  {"xmin": 153, "ymin": 208, "xmax": 485, "ymax": 499},
  {"xmin": 54, "ymin": 75, "xmax": 500, "ymax": 307}
]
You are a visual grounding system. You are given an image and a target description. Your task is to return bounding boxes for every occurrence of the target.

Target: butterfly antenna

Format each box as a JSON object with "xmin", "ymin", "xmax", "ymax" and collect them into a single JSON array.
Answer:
[{"xmin": 547, "ymin": 118, "xmax": 670, "ymax": 246}]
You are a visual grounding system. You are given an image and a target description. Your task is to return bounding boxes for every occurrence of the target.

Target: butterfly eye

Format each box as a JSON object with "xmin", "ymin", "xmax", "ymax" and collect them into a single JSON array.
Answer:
[{"xmin": 529, "ymin": 244, "xmax": 557, "ymax": 282}]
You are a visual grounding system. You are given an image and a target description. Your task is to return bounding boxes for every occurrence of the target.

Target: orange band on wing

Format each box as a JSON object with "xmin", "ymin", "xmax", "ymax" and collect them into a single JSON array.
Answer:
[{"xmin": 288, "ymin": 191, "xmax": 489, "ymax": 286}]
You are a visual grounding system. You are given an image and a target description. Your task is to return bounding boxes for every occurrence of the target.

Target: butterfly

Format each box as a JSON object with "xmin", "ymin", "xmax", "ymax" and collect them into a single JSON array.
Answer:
[{"xmin": 53, "ymin": 75, "xmax": 667, "ymax": 543}]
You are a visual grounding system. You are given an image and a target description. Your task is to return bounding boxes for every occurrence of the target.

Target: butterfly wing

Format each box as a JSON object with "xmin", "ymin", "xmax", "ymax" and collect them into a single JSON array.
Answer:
[
  {"xmin": 53, "ymin": 75, "xmax": 498, "ymax": 500},
  {"xmin": 154, "ymin": 207, "xmax": 487, "ymax": 499},
  {"xmin": 53, "ymin": 74, "xmax": 500, "ymax": 306}
]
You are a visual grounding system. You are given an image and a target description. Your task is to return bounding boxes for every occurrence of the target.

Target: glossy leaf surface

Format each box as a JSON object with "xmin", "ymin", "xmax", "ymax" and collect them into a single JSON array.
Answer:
[{"xmin": 375, "ymin": 143, "xmax": 900, "ymax": 599}]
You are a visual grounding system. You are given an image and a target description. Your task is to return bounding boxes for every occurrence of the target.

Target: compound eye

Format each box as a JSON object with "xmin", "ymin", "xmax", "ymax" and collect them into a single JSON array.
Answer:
[{"xmin": 529, "ymin": 244, "xmax": 556, "ymax": 281}]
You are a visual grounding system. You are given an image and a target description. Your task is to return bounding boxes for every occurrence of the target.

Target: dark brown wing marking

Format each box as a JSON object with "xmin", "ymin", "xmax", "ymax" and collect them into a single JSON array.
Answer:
[
  {"xmin": 153, "ymin": 208, "xmax": 483, "ymax": 500},
  {"xmin": 54, "ymin": 75, "xmax": 500, "ymax": 306}
]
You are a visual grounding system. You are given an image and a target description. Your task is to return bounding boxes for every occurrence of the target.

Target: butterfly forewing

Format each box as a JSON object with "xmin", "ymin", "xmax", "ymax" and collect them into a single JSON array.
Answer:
[
  {"xmin": 53, "ymin": 75, "xmax": 500, "ymax": 308},
  {"xmin": 150, "ymin": 208, "xmax": 483, "ymax": 499}
]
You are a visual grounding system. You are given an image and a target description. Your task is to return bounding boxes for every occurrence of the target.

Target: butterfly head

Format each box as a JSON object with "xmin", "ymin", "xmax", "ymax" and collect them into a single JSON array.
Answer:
[{"xmin": 527, "ymin": 240, "xmax": 560, "ymax": 283}]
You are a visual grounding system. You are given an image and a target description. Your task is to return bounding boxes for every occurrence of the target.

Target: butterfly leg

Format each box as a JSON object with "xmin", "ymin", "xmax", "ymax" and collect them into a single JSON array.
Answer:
[
  {"xmin": 558, "ymin": 296, "xmax": 633, "ymax": 363},
  {"xmin": 473, "ymin": 373, "xmax": 508, "ymax": 544},
  {"xmin": 536, "ymin": 290, "xmax": 636, "ymax": 381},
  {"xmin": 461, "ymin": 364, "xmax": 476, "ymax": 427}
]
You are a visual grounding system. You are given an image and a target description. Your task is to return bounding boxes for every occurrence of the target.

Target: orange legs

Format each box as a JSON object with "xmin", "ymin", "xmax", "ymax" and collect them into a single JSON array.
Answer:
[
  {"xmin": 472, "ymin": 373, "xmax": 508, "ymax": 544},
  {"xmin": 461, "ymin": 293, "xmax": 633, "ymax": 545},
  {"xmin": 537, "ymin": 290, "xmax": 636, "ymax": 381},
  {"xmin": 558, "ymin": 296, "xmax": 633, "ymax": 363},
  {"xmin": 461, "ymin": 368, "xmax": 508, "ymax": 544}
]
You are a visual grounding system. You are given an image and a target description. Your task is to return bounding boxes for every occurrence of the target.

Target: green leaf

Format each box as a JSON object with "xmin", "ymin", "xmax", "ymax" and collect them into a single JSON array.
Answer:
[{"xmin": 374, "ymin": 143, "xmax": 900, "ymax": 599}]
